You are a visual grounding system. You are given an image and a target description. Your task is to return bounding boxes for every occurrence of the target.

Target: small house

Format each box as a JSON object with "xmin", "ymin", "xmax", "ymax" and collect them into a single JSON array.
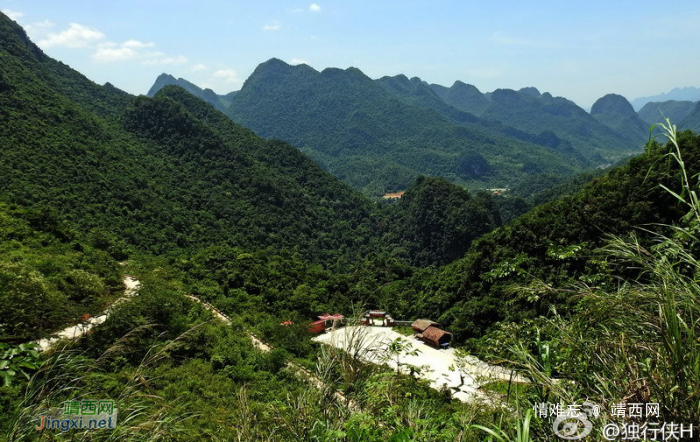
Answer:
[
  {"xmin": 419, "ymin": 326, "xmax": 453, "ymax": 348},
  {"xmin": 308, "ymin": 313, "xmax": 345, "ymax": 334},
  {"xmin": 411, "ymin": 319, "xmax": 439, "ymax": 334}
]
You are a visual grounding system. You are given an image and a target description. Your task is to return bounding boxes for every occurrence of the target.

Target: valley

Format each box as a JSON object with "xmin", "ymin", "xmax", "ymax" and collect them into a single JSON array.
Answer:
[{"xmin": 1, "ymin": 5, "xmax": 700, "ymax": 442}]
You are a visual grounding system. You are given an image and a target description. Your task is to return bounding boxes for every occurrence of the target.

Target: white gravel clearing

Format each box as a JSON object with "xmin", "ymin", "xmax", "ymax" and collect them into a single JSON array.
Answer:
[{"xmin": 313, "ymin": 326, "xmax": 527, "ymax": 403}]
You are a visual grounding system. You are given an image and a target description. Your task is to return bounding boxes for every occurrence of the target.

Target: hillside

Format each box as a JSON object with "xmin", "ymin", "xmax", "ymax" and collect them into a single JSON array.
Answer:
[
  {"xmin": 226, "ymin": 58, "xmax": 590, "ymax": 195},
  {"xmin": 590, "ymin": 93, "xmax": 649, "ymax": 143},
  {"xmin": 424, "ymin": 81, "xmax": 640, "ymax": 159},
  {"xmin": 0, "ymin": 15, "xmax": 378, "ymax": 266},
  {"xmin": 379, "ymin": 177, "xmax": 500, "ymax": 267},
  {"xmin": 680, "ymin": 101, "xmax": 700, "ymax": 132},
  {"xmin": 372, "ymin": 131, "xmax": 700, "ymax": 340},
  {"xmin": 147, "ymin": 73, "xmax": 236, "ymax": 112},
  {"xmin": 0, "ymin": 203, "xmax": 123, "ymax": 341},
  {"xmin": 638, "ymin": 100, "xmax": 696, "ymax": 126}
]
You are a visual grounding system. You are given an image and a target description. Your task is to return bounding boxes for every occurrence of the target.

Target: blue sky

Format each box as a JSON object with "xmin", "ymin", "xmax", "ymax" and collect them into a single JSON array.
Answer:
[{"xmin": 1, "ymin": 0, "xmax": 698, "ymax": 108}]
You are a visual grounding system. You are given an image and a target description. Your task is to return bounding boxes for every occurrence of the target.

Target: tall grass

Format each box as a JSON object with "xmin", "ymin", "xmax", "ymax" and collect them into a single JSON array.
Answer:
[
  {"xmin": 6, "ymin": 326, "xmax": 195, "ymax": 442},
  {"xmin": 480, "ymin": 121, "xmax": 700, "ymax": 439}
]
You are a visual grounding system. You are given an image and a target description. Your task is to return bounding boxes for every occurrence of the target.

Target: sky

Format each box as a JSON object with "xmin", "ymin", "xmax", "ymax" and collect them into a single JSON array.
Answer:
[{"xmin": 1, "ymin": 0, "xmax": 699, "ymax": 109}]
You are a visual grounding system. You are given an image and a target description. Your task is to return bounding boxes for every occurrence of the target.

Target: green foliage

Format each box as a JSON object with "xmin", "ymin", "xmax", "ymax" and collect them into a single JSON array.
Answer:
[
  {"xmin": 380, "ymin": 176, "xmax": 499, "ymax": 266},
  {"xmin": 0, "ymin": 204, "xmax": 121, "ymax": 341},
  {"xmin": 430, "ymin": 83, "xmax": 640, "ymax": 161},
  {"xmin": 371, "ymin": 131, "xmax": 700, "ymax": 342},
  {"xmin": 590, "ymin": 93, "xmax": 649, "ymax": 143},
  {"xmin": 227, "ymin": 58, "xmax": 590, "ymax": 195},
  {"xmin": 638, "ymin": 100, "xmax": 696, "ymax": 126},
  {"xmin": 0, "ymin": 343, "xmax": 41, "ymax": 386}
]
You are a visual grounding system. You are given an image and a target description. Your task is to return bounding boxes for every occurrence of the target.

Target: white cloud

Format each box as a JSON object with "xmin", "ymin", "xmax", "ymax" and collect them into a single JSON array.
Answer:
[
  {"xmin": 92, "ymin": 39, "xmax": 184, "ymax": 65},
  {"xmin": 93, "ymin": 44, "xmax": 137, "ymax": 62},
  {"xmin": 122, "ymin": 40, "xmax": 155, "ymax": 49},
  {"xmin": 39, "ymin": 23, "xmax": 105, "ymax": 49},
  {"xmin": 309, "ymin": 3, "xmax": 321, "ymax": 12},
  {"xmin": 213, "ymin": 69, "xmax": 240, "ymax": 84},
  {"xmin": 191, "ymin": 63, "xmax": 207, "ymax": 72},
  {"xmin": 142, "ymin": 55, "xmax": 188, "ymax": 66},
  {"xmin": 262, "ymin": 21, "xmax": 281, "ymax": 31},
  {"xmin": 2, "ymin": 9, "xmax": 24, "ymax": 21},
  {"xmin": 290, "ymin": 58, "xmax": 308, "ymax": 65}
]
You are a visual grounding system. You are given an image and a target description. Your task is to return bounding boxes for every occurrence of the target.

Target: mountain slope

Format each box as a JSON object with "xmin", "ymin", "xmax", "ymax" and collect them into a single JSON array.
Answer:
[
  {"xmin": 479, "ymin": 88, "xmax": 640, "ymax": 157},
  {"xmin": 147, "ymin": 73, "xmax": 234, "ymax": 112},
  {"xmin": 681, "ymin": 102, "xmax": 700, "ymax": 132},
  {"xmin": 590, "ymin": 94, "xmax": 649, "ymax": 143},
  {"xmin": 226, "ymin": 58, "xmax": 588, "ymax": 195},
  {"xmin": 0, "ymin": 14, "xmax": 377, "ymax": 265},
  {"xmin": 380, "ymin": 177, "xmax": 500, "ymax": 267},
  {"xmin": 638, "ymin": 100, "xmax": 696, "ymax": 126},
  {"xmin": 376, "ymin": 131, "xmax": 700, "ymax": 340},
  {"xmin": 427, "ymin": 81, "xmax": 640, "ymax": 159}
]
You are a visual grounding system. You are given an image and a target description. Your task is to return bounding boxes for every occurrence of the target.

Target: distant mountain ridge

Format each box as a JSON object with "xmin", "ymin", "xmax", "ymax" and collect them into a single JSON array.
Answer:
[
  {"xmin": 631, "ymin": 87, "xmax": 700, "ymax": 111},
  {"xmin": 224, "ymin": 58, "xmax": 596, "ymax": 195},
  {"xmin": 0, "ymin": 13, "xmax": 383, "ymax": 265},
  {"xmin": 147, "ymin": 73, "xmax": 237, "ymax": 112},
  {"xmin": 146, "ymin": 61, "xmax": 651, "ymax": 195},
  {"xmin": 681, "ymin": 102, "xmax": 700, "ymax": 132},
  {"xmin": 421, "ymin": 80, "xmax": 641, "ymax": 156},
  {"xmin": 638, "ymin": 100, "xmax": 697, "ymax": 126}
]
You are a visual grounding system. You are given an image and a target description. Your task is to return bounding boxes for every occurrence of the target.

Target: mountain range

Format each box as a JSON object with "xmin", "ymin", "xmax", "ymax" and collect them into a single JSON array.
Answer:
[{"xmin": 149, "ymin": 60, "xmax": 648, "ymax": 195}]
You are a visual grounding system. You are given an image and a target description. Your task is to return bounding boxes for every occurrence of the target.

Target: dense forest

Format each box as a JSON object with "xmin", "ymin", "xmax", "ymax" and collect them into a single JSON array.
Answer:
[{"xmin": 2, "ymin": 9, "xmax": 700, "ymax": 442}]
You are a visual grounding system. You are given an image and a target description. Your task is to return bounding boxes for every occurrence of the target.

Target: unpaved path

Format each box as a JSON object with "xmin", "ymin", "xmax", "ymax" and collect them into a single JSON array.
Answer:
[
  {"xmin": 314, "ymin": 326, "xmax": 528, "ymax": 403},
  {"xmin": 185, "ymin": 295, "xmax": 356, "ymax": 408},
  {"xmin": 36, "ymin": 276, "xmax": 141, "ymax": 351}
]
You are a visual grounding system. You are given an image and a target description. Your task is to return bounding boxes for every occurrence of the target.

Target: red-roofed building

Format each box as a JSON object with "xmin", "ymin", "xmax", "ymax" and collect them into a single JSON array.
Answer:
[{"xmin": 308, "ymin": 313, "xmax": 345, "ymax": 334}]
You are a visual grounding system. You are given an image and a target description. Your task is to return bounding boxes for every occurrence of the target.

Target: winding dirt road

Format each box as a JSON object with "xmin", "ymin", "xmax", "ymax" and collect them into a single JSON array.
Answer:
[{"xmin": 36, "ymin": 276, "xmax": 141, "ymax": 351}]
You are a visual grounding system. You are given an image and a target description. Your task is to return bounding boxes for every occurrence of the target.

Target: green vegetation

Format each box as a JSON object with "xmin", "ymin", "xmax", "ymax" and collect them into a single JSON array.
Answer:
[
  {"xmin": 429, "ymin": 83, "xmax": 639, "ymax": 160},
  {"xmin": 680, "ymin": 101, "xmax": 700, "ymax": 132},
  {"xmin": 3, "ymin": 10, "xmax": 700, "ymax": 442},
  {"xmin": 366, "ymin": 130, "xmax": 700, "ymax": 343},
  {"xmin": 226, "ymin": 58, "xmax": 594, "ymax": 196},
  {"xmin": 590, "ymin": 93, "xmax": 649, "ymax": 143},
  {"xmin": 0, "ymin": 204, "xmax": 122, "ymax": 341},
  {"xmin": 638, "ymin": 100, "xmax": 696, "ymax": 126},
  {"xmin": 380, "ymin": 176, "xmax": 500, "ymax": 266}
]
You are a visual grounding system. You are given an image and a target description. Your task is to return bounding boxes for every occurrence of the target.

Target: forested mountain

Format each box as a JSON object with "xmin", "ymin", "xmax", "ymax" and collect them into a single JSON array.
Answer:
[
  {"xmin": 373, "ymin": 131, "xmax": 700, "ymax": 340},
  {"xmin": 0, "ymin": 15, "xmax": 378, "ymax": 266},
  {"xmin": 631, "ymin": 86, "xmax": 700, "ymax": 110},
  {"xmin": 424, "ymin": 81, "xmax": 640, "ymax": 159},
  {"xmin": 3, "ymin": 9, "xmax": 700, "ymax": 440},
  {"xmin": 147, "ymin": 73, "xmax": 236, "ymax": 112},
  {"xmin": 379, "ymin": 177, "xmax": 500, "ymax": 267},
  {"xmin": 590, "ymin": 93, "xmax": 649, "ymax": 143},
  {"xmin": 225, "ymin": 58, "xmax": 595, "ymax": 195},
  {"xmin": 376, "ymin": 74, "xmax": 480, "ymax": 124},
  {"xmin": 680, "ymin": 101, "xmax": 700, "ymax": 132},
  {"xmin": 638, "ymin": 100, "xmax": 696, "ymax": 126}
]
